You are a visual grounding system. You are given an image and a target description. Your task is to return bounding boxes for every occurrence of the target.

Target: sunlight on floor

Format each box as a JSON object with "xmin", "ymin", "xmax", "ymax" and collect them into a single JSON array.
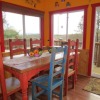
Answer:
[{"xmin": 92, "ymin": 64, "xmax": 100, "ymax": 75}]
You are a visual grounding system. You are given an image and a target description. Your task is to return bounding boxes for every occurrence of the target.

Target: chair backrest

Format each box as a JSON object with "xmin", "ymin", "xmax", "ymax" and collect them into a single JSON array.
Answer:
[
  {"xmin": 64, "ymin": 39, "xmax": 79, "ymax": 76},
  {"xmin": 9, "ymin": 39, "xmax": 27, "ymax": 59},
  {"xmin": 48, "ymin": 46, "xmax": 68, "ymax": 88},
  {"xmin": 61, "ymin": 41, "xmax": 68, "ymax": 46},
  {"xmin": 30, "ymin": 38, "xmax": 42, "ymax": 49}
]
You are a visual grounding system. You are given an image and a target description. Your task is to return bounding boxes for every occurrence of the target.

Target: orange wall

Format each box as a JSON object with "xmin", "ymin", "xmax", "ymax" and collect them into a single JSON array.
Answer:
[
  {"xmin": 1, "ymin": 0, "xmax": 45, "ymax": 11},
  {"xmin": 1, "ymin": 0, "xmax": 100, "ymax": 49}
]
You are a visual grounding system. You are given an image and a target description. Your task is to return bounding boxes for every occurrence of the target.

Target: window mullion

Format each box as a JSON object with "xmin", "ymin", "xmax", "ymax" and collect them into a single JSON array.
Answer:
[{"xmin": 22, "ymin": 15, "xmax": 25, "ymax": 38}]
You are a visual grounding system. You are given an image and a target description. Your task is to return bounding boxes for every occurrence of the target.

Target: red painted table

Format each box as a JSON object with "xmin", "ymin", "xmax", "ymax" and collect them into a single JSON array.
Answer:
[{"xmin": 3, "ymin": 53, "xmax": 51, "ymax": 100}]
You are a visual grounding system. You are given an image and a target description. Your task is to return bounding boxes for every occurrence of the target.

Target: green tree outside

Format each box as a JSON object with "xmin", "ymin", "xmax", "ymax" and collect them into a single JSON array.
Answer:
[
  {"xmin": 3, "ymin": 12, "xmax": 20, "ymax": 39},
  {"xmin": 4, "ymin": 28, "xmax": 19, "ymax": 39}
]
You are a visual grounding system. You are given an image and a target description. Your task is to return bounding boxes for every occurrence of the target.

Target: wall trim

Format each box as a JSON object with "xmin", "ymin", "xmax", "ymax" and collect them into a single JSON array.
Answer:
[{"xmin": 88, "ymin": 3, "xmax": 100, "ymax": 76}]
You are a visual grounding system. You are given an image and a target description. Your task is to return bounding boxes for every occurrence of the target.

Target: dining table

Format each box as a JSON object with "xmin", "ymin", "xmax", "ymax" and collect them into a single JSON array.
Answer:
[{"xmin": 3, "ymin": 52, "xmax": 51, "ymax": 100}]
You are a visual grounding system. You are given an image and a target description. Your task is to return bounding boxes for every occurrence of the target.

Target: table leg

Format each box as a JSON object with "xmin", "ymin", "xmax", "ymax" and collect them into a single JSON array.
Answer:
[
  {"xmin": 0, "ymin": 70, "xmax": 8, "ymax": 100},
  {"xmin": 20, "ymin": 73, "xmax": 28, "ymax": 100}
]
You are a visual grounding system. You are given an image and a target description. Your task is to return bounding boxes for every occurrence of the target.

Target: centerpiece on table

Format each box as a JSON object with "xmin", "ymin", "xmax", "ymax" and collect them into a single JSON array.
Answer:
[{"xmin": 28, "ymin": 48, "xmax": 43, "ymax": 57}]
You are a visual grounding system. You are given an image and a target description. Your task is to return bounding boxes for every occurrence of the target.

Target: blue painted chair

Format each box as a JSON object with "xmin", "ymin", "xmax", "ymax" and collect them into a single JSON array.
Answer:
[{"xmin": 31, "ymin": 46, "xmax": 68, "ymax": 100}]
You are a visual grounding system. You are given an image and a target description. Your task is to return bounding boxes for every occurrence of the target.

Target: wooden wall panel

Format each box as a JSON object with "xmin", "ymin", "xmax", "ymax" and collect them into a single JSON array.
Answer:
[{"xmin": 78, "ymin": 49, "xmax": 89, "ymax": 76}]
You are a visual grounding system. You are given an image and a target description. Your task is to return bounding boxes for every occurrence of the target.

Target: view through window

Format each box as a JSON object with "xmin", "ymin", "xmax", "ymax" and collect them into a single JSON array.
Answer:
[
  {"xmin": 92, "ymin": 6, "xmax": 100, "ymax": 77},
  {"xmin": 53, "ymin": 10, "xmax": 84, "ymax": 48},
  {"xmin": 2, "ymin": 12, "xmax": 41, "ymax": 50}
]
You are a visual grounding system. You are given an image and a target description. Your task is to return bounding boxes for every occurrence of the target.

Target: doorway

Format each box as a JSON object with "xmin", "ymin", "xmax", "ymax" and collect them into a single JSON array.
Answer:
[{"xmin": 92, "ymin": 6, "xmax": 100, "ymax": 78}]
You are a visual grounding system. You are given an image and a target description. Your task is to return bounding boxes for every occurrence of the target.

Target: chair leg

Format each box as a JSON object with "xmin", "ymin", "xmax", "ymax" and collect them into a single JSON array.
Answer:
[
  {"xmin": 32, "ymin": 83, "xmax": 36, "ymax": 100},
  {"xmin": 10, "ymin": 94, "xmax": 16, "ymax": 100},
  {"xmin": 63, "ymin": 79, "xmax": 68, "ymax": 96},
  {"xmin": 75, "ymin": 68, "xmax": 78, "ymax": 82},
  {"xmin": 48, "ymin": 91, "xmax": 52, "ymax": 100},
  {"xmin": 72, "ymin": 74, "xmax": 75, "ymax": 89},
  {"xmin": 59, "ymin": 84, "xmax": 63, "ymax": 100}
]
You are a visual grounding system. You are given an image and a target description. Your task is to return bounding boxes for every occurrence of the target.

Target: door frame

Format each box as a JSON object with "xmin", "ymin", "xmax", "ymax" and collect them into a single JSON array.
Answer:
[
  {"xmin": 88, "ymin": 3, "xmax": 100, "ymax": 76},
  {"xmin": 49, "ymin": 5, "xmax": 88, "ymax": 49}
]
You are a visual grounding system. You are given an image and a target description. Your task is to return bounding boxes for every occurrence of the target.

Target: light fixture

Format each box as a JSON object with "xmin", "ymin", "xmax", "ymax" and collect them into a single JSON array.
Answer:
[{"xmin": 66, "ymin": 2, "xmax": 71, "ymax": 7}]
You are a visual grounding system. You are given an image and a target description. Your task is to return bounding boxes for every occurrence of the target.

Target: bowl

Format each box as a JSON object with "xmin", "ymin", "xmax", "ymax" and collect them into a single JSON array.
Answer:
[{"xmin": 28, "ymin": 48, "xmax": 43, "ymax": 57}]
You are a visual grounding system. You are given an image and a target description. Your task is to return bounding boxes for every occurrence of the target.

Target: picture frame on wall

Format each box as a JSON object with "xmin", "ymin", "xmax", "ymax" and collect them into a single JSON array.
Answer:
[{"xmin": 55, "ymin": 2, "xmax": 59, "ymax": 7}]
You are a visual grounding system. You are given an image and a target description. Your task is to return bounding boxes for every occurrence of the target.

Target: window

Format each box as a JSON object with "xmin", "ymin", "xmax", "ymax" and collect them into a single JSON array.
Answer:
[
  {"xmin": 2, "ymin": 12, "xmax": 41, "ymax": 50},
  {"xmin": 25, "ymin": 15, "xmax": 40, "ymax": 39},
  {"xmin": 53, "ymin": 10, "xmax": 84, "ymax": 48},
  {"xmin": 3, "ymin": 12, "xmax": 23, "ymax": 39}
]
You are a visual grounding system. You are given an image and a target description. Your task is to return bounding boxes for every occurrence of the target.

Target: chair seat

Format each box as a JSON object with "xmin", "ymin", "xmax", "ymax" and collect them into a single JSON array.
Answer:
[
  {"xmin": 32, "ymin": 75, "xmax": 62, "ymax": 90},
  {"xmin": 0, "ymin": 77, "xmax": 20, "ymax": 95}
]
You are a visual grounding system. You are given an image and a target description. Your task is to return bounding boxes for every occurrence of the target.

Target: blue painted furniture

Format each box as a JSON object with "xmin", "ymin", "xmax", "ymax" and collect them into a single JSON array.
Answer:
[{"xmin": 31, "ymin": 46, "xmax": 68, "ymax": 100}]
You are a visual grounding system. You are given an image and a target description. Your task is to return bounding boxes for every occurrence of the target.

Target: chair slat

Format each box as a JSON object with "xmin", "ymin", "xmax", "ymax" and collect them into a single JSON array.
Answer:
[
  {"xmin": 31, "ymin": 39, "xmax": 41, "ymax": 44},
  {"xmin": 30, "ymin": 38, "xmax": 42, "ymax": 49},
  {"xmin": 70, "ymin": 41, "xmax": 76, "ymax": 46},
  {"xmin": 53, "ymin": 70, "xmax": 62, "ymax": 77},
  {"xmin": 54, "ymin": 59, "xmax": 63, "ymax": 66},
  {"xmin": 12, "ymin": 48, "xmax": 25, "ymax": 53},
  {"xmin": 11, "ymin": 40, "xmax": 25, "ymax": 46},
  {"xmin": 68, "ymin": 62, "xmax": 74, "ymax": 68}
]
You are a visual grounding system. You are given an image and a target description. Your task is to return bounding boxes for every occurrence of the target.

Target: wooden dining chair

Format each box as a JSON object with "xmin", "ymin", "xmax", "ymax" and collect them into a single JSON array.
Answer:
[
  {"xmin": 55, "ymin": 39, "xmax": 79, "ymax": 96},
  {"xmin": 31, "ymin": 46, "xmax": 68, "ymax": 100},
  {"xmin": 9, "ymin": 39, "xmax": 27, "ymax": 59},
  {"xmin": 30, "ymin": 38, "xmax": 42, "ymax": 49},
  {"xmin": 63, "ymin": 39, "xmax": 79, "ymax": 96},
  {"xmin": 0, "ymin": 45, "xmax": 20, "ymax": 100}
]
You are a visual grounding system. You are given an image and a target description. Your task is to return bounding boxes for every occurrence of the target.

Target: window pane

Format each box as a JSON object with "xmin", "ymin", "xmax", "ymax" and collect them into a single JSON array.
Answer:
[
  {"xmin": 25, "ymin": 15, "xmax": 40, "ymax": 39},
  {"xmin": 2, "ymin": 12, "xmax": 23, "ymax": 50},
  {"xmin": 53, "ymin": 13, "xmax": 67, "ymax": 41},
  {"xmin": 68, "ymin": 11, "xmax": 84, "ymax": 48},
  {"xmin": 25, "ymin": 15, "xmax": 41, "ymax": 49},
  {"xmin": 53, "ymin": 10, "xmax": 84, "ymax": 48},
  {"xmin": 2, "ymin": 12, "xmax": 41, "ymax": 50}
]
